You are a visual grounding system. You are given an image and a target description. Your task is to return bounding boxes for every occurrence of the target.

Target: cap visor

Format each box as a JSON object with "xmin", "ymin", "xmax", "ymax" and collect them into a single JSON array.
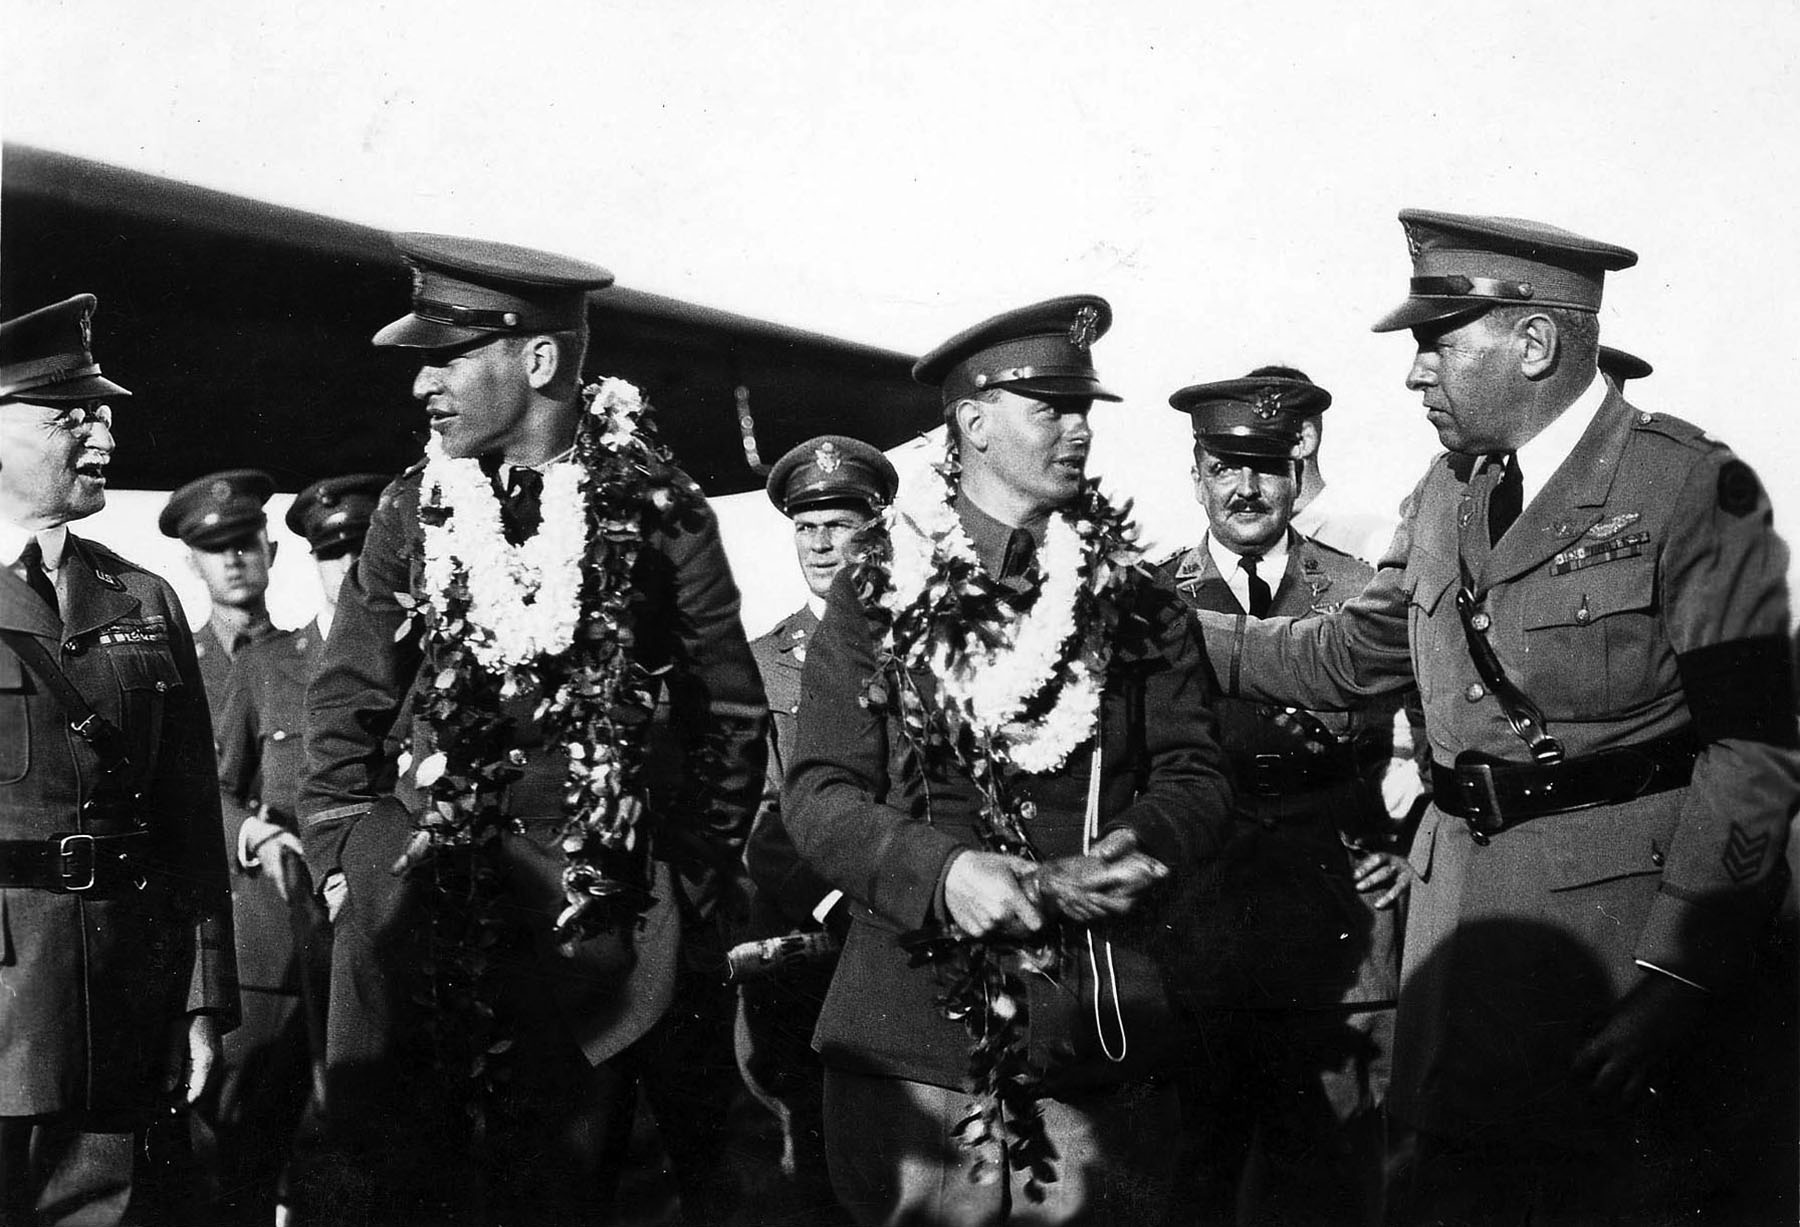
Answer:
[
  {"xmin": 1199, "ymin": 432, "xmax": 1302, "ymax": 459},
  {"xmin": 1005, "ymin": 376, "xmax": 1123, "ymax": 404},
  {"xmin": 1371, "ymin": 298, "xmax": 1492, "ymax": 334},
  {"xmin": 371, "ymin": 314, "xmax": 492, "ymax": 349},
  {"xmin": 14, "ymin": 373, "xmax": 134, "ymax": 400}
]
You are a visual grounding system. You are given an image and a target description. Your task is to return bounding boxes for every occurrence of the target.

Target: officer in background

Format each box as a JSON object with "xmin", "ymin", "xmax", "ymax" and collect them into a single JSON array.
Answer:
[
  {"xmin": 300, "ymin": 234, "xmax": 766, "ymax": 1224},
  {"xmin": 741, "ymin": 435, "xmax": 897, "ymax": 1221},
  {"xmin": 157, "ymin": 470, "xmax": 282, "ymax": 721},
  {"xmin": 1183, "ymin": 210, "xmax": 1798, "ymax": 1223},
  {"xmin": 0, "ymin": 295, "xmax": 238, "ymax": 1225},
  {"xmin": 197, "ymin": 474, "xmax": 385, "ymax": 1224},
  {"xmin": 1596, "ymin": 344, "xmax": 1650, "ymax": 392},
  {"xmin": 1158, "ymin": 370, "xmax": 1412, "ymax": 1226}
]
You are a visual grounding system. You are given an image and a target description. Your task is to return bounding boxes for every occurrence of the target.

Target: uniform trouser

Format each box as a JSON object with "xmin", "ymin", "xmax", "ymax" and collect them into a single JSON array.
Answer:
[
  {"xmin": 823, "ymin": 1070, "xmax": 1180, "ymax": 1226},
  {"xmin": 736, "ymin": 958, "xmax": 840, "ymax": 1224},
  {"xmin": 1167, "ymin": 1005, "xmax": 1392, "ymax": 1227},
  {"xmin": 0, "ymin": 1118, "xmax": 135, "ymax": 1227},
  {"xmin": 189, "ymin": 986, "xmax": 311, "ymax": 1224}
]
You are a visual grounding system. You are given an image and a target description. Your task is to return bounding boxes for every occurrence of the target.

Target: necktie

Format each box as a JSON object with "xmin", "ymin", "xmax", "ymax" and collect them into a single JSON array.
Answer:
[
  {"xmin": 1000, "ymin": 527, "xmax": 1038, "ymax": 583},
  {"xmin": 1239, "ymin": 554, "xmax": 1272, "ymax": 617},
  {"xmin": 1488, "ymin": 452, "xmax": 1522, "ymax": 547},
  {"xmin": 500, "ymin": 467, "xmax": 545, "ymax": 545},
  {"xmin": 19, "ymin": 538, "xmax": 60, "ymax": 619}
]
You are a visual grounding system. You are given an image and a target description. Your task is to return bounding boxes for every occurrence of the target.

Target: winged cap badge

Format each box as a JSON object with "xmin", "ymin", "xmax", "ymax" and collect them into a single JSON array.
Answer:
[
  {"xmin": 1067, "ymin": 304, "xmax": 1100, "ymax": 351},
  {"xmin": 813, "ymin": 441, "xmax": 842, "ymax": 474},
  {"xmin": 79, "ymin": 308, "xmax": 93, "ymax": 352},
  {"xmin": 1403, "ymin": 221, "xmax": 1423, "ymax": 259},
  {"xmin": 1252, "ymin": 386, "xmax": 1285, "ymax": 421},
  {"xmin": 410, "ymin": 264, "xmax": 427, "ymax": 300}
]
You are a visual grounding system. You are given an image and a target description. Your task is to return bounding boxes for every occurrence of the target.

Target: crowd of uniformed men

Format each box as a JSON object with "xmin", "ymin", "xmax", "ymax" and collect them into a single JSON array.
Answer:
[{"xmin": 1, "ymin": 207, "xmax": 1795, "ymax": 1227}]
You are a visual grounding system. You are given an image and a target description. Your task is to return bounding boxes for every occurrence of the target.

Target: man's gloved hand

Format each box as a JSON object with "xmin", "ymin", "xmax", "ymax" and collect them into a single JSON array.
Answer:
[{"xmin": 238, "ymin": 809, "xmax": 306, "ymax": 900}]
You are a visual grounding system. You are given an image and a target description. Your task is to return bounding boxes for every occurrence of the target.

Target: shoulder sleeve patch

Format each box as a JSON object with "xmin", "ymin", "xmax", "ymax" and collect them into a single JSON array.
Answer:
[{"xmin": 1717, "ymin": 459, "xmax": 1760, "ymax": 518}]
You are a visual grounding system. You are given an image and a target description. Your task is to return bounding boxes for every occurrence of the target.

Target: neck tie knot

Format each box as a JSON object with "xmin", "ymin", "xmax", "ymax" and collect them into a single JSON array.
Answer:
[
  {"xmin": 1488, "ymin": 451, "xmax": 1523, "ymax": 547},
  {"xmin": 500, "ymin": 466, "xmax": 546, "ymax": 545},
  {"xmin": 19, "ymin": 537, "xmax": 60, "ymax": 619}
]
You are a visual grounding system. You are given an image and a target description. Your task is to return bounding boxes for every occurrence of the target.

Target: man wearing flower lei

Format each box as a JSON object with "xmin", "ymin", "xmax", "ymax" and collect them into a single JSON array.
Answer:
[
  {"xmin": 785, "ymin": 296, "xmax": 1232, "ymax": 1224},
  {"xmin": 1156, "ymin": 369, "xmax": 1416, "ymax": 1227},
  {"xmin": 297, "ymin": 234, "xmax": 767, "ymax": 1224}
]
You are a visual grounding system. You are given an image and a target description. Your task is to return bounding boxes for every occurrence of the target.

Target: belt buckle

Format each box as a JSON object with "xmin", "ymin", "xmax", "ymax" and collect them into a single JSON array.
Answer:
[
  {"xmin": 1250, "ymin": 754, "xmax": 1284, "ymax": 796},
  {"xmin": 1457, "ymin": 762, "xmax": 1505, "ymax": 845},
  {"xmin": 58, "ymin": 834, "xmax": 98, "ymax": 892}
]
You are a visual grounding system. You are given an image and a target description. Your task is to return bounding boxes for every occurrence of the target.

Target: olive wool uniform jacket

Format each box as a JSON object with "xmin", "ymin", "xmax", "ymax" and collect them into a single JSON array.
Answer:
[
  {"xmin": 0, "ymin": 535, "xmax": 238, "ymax": 1120},
  {"xmin": 1194, "ymin": 388, "xmax": 1799, "ymax": 1147}
]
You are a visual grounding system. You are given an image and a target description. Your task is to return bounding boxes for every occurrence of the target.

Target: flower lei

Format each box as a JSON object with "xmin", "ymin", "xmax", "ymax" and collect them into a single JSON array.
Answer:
[
  {"xmin": 399, "ymin": 377, "xmax": 690, "ymax": 1134},
  {"xmin": 856, "ymin": 447, "xmax": 1145, "ymax": 1191}
]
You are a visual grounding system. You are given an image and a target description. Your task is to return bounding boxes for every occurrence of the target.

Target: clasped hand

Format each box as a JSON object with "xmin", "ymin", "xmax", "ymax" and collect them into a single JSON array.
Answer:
[{"xmin": 943, "ymin": 828, "xmax": 1167, "ymax": 938}]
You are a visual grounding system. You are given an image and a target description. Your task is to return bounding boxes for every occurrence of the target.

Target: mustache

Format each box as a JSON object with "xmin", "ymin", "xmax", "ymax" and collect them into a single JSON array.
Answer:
[{"xmin": 1226, "ymin": 497, "xmax": 1271, "ymax": 514}]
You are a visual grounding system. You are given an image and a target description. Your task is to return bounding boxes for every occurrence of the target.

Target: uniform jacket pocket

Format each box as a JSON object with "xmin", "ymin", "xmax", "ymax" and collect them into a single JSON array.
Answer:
[{"xmin": 0, "ymin": 650, "xmax": 27, "ymax": 784}]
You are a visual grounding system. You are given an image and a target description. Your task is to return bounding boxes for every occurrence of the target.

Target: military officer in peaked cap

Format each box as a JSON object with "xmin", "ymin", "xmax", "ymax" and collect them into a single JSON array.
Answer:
[
  {"xmin": 158, "ymin": 469, "xmax": 283, "ymax": 726},
  {"xmin": 194, "ymin": 473, "xmax": 386, "ymax": 1224},
  {"xmin": 1182, "ymin": 210, "xmax": 1798, "ymax": 1223},
  {"xmin": 1158, "ymin": 369, "xmax": 1416, "ymax": 1225},
  {"xmin": 0, "ymin": 295, "xmax": 238, "ymax": 1225},
  {"xmin": 298, "ymin": 234, "xmax": 766, "ymax": 1223},
  {"xmin": 1597, "ymin": 343, "xmax": 1651, "ymax": 391},
  {"xmin": 786, "ymin": 296, "xmax": 1231, "ymax": 1224},
  {"xmin": 737, "ymin": 434, "xmax": 897, "ymax": 1221}
]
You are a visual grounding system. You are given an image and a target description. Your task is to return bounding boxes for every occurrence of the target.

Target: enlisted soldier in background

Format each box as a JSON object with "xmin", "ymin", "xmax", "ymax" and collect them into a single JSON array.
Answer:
[
  {"xmin": 299, "ymin": 234, "xmax": 766, "ymax": 1224},
  {"xmin": 1158, "ymin": 370, "xmax": 1412, "ymax": 1226},
  {"xmin": 740, "ymin": 435, "xmax": 897, "ymax": 1222},
  {"xmin": 0, "ymin": 295, "xmax": 238, "ymax": 1225},
  {"xmin": 196, "ymin": 474, "xmax": 385, "ymax": 1224},
  {"xmin": 1184, "ymin": 210, "xmax": 1798, "ymax": 1223},
  {"xmin": 1281, "ymin": 365, "xmax": 1401, "ymax": 565},
  {"xmin": 157, "ymin": 470, "xmax": 282, "ymax": 721}
]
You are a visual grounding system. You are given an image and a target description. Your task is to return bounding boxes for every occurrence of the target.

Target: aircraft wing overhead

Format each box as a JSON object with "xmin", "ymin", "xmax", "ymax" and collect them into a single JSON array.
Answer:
[{"xmin": 2, "ymin": 144, "xmax": 939, "ymax": 496}]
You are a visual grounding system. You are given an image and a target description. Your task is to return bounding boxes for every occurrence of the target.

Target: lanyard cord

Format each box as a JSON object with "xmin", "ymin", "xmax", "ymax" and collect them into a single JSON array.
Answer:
[{"xmin": 1083, "ymin": 730, "xmax": 1128, "ymax": 1063}]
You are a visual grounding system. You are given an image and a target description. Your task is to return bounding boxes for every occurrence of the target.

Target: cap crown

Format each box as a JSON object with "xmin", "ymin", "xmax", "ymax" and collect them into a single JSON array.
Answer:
[
  {"xmin": 912, "ymin": 295, "xmax": 1121, "ymax": 405},
  {"xmin": 374, "ymin": 232, "xmax": 616, "ymax": 349},
  {"xmin": 0, "ymin": 293, "xmax": 132, "ymax": 401},
  {"xmin": 765, "ymin": 435, "xmax": 899, "ymax": 516},
  {"xmin": 1170, "ymin": 375, "xmax": 1330, "ymax": 458},
  {"xmin": 287, "ymin": 473, "xmax": 388, "ymax": 555},
  {"xmin": 159, "ymin": 469, "xmax": 276, "ymax": 548}
]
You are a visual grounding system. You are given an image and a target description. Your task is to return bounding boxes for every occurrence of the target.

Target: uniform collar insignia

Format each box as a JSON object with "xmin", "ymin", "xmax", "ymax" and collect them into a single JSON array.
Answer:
[
  {"xmin": 1174, "ymin": 548, "xmax": 1204, "ymax": 581},
  {"xmin": 94, "ymin": 568, "xmax": 122, "ymax": 590}
]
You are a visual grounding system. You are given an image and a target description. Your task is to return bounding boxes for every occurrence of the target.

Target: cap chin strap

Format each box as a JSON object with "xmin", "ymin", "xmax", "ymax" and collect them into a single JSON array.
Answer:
[{"xmin": 1409, "ymin": 275, "xmax": 1599, "ymax": 313}]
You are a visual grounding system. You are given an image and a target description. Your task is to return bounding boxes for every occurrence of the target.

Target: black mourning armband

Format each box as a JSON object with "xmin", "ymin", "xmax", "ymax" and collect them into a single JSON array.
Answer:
[{"xmin": 1677, "ymin": 635, "xmax": 1799, "ymax": 748}]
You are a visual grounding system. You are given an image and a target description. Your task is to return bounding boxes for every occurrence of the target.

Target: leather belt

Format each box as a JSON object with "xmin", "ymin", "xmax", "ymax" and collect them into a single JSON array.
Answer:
[
  {"xmin": 0, "ymin": 830, "xmax": 150, "ymax": 894},
  {"xmin": 1431, "ymin": 731, "xmax": 1697, "ymax": 844},
  {"xmin": 1239, "ymin": 753, "xmax": 1363, "ymax": 797}
]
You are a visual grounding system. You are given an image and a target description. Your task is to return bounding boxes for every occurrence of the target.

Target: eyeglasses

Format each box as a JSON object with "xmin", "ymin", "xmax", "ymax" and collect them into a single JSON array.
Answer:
[{"xmin": 44, "ymin": 402, "xmax": 115, "ymax": 436}]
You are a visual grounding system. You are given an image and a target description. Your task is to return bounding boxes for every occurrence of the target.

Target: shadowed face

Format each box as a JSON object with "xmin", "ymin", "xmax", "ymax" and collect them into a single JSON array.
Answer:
[
  {"xmin": 971, "ymin": 390, "xmax": 1093, "ymax": 518},
  {"xmin": 791, "ymin": 503, "xmax": 873, "ymax": 599},
  {"xmin": 1193, "ymin": 445, "xmax": 1298, "ymax": 555},
  {"xmin": 412, "ymin": 336, "xmax": 533, "ymax": 459},
  {"xmin": 188, "ymin": 529, "xmax": 275, "ymax": 610},
  {"xmin": 1405, "ymin": 311, "xmax": 1525, "ymax": 454},
  {"xmin": 0, "ymin": 400, "xmax": 116, "ymax": 527}
]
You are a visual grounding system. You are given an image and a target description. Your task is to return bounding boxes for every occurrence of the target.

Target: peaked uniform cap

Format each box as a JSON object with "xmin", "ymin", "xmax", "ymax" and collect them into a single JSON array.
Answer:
[
  {"xmin": 912, "ymin": 295, "xmax": 1122, "ymax": 405},
  {"xmin": 1372, "ymin": 209, "xmax": 1639, "ymax": 333},
  {"xmin": 1170, "ymin": 375, "xmax": 1330, "ymax": 458},
  {"xmin": 374, "ymin": 232, "xmax": 616, "ymax": 349},
  {"xmin": 159, "ymin": 469, "xmax": 276, "ymax": 549},
  {"xmin": 1597, "ymin": 345, "xmax": 1653, "ymax": 384},
  {"xmin": 0, "ymin": 293, "xmax": 132, "ymax": 401},
  {"xmin": 287, "ymin": 473, "xmax": 390, "ymax": 557},
  {"xmin": 765, "ymin": 435, "xmax": 900, "ymax": 516}
]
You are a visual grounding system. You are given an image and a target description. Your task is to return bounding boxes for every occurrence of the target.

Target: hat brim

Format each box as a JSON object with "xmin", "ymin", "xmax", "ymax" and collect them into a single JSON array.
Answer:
[
  {"xmin": 1371, "ymin": 298, "xmax": 1494, "ymax": 334},
  {"xmin": 183, "ymin": 518, "xmax": 268, "ymax": 551},
  {"xmin": 372, "ymin": 314, "xmax": 493, "ymax": 349},
  {"xmin": 1196, "ymin": 431, "xmax": 1303, "ymax": 459},
  {"xmin": 11, "ymin": 373, "xmax": 134, "ymax": 401},
  {"xmin": 1003, "ymin": 375, "xmax": 1123, "ymax": 404}
]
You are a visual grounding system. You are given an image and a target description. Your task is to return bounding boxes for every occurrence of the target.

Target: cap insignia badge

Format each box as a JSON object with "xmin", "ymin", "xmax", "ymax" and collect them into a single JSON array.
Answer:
[
  {"xmin": 814, "ymin": 441, "xmax": 842, "ymax": 474},
  {"xmin": 410, "ymin": 265, "xmax": 427, "ymax": 300},
  {"xmin": 1403, "ymin": 222, "xmax": 1423, "ymax": 259},
  {"xmin": 79, "ymin": 310, "xmax": 93, "ymax": 352},
  {"xmin": 1068, "ymin": 305, "xmax": 1100, "ymax": 350},
  {"xmin": 1252, "ymin": 386, "xmax": 1285, "ymax": 420},
  {"xmin": 209, "ymin": 480, "xmax": 233, "ymax": 502}
]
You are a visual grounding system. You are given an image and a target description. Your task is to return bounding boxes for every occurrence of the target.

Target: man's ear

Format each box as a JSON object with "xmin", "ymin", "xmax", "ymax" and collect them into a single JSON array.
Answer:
[
  {"xmin": 521, "ymin": 335, "xmax": 560, "ymax": 391},
  {"xmin": 1517, "ymin": 312, "xmax": 1559, "ymax": 380},
  {"xmin": 185, "ymin": 549, "xmax": 204, "ymax": 581},
  {"xmin": 266, "ymin": 538, "xmax": 279, "ymax": 568},
  {"xmin": 1295, "ymin": 416, "xmax": 1322, "ymax": 460},
  {"xmin": 953, "ymin": 397, "xmax": 988, "ymax": 451},
  {"xmin": 1189, "ymin": 463, "xmax": 1206, "ymax": 506}
]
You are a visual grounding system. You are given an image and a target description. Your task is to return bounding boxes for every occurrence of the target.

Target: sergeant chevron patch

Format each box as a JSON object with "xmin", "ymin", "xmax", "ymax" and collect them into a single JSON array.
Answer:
[{"xmin": 1721, "ymin": 823, "xmax": 1770, "ymax": 884}]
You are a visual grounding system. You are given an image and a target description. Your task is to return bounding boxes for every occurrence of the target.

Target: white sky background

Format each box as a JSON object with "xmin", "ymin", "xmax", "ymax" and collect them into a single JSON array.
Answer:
[{"xmin": 4, "ymin": 0, "xmax": 1798, "ymax": 634}]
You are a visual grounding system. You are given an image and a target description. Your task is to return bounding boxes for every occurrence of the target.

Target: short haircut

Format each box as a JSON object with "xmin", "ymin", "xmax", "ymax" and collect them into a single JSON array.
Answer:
[{"xmin": 1489, "ymin": 305, "xmax": 1600, "ymax": 367}]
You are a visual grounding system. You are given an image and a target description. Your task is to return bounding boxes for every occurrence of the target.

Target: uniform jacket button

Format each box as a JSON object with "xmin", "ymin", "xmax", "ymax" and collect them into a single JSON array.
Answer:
[
  {"xmin": 1465, "ymin": 683, "xmax": 1486, "ymax": 702},
  {"xmin": 271, "ymin": 729, "xmax": 288, "ymax": 742},
  {"xmin": 1470, "ymin": 612, "xmax": 1491, "ymax": 632}
]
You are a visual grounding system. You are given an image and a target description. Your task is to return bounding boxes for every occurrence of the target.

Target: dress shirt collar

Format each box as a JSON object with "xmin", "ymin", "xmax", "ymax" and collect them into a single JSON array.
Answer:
[
  {"xmin": 497, "ymin": 443, "xmax": 576, "ymax": 488},
  {"xmin": 806, "ymin": 593, "xmax": 827, "ymax": 621},
  {"xmin": 1206, "ymin": 530, "xmax": 1289, "ymax": 614},
  {"xmin": 1, "ymin": 519, "xmax": 69, "ymax": 573},
  {"xmin": 1509, "ymin": 368, "xmax": 1607, "ymax": 511},
  {"xmin": 954, "ymin": 490, "xmax": 1048, "ymax": 582}
]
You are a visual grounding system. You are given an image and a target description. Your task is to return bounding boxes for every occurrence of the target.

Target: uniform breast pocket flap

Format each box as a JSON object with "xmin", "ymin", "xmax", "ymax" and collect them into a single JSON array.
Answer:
[
  {"xmin": 1405, "ymin": 560, "xmax": 1458, "ymax": 617},
  {"xmin": 113, "ymin": 648, "xmax": 185, "ymax": 776},
  {"xmin": 1546, "ymin": 791, "xmax": 1681, "ymax": 891},
  {"xmin": 0, "ymin": 649, "xmax": 28, "ymax": 784},
  {"xmin": 1522, "ymin": 556, "xmax": 1654, "ymax": 632}
]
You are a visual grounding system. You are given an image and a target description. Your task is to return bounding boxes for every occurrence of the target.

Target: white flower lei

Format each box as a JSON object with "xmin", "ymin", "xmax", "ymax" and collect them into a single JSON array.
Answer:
[
  {"xmin": 881, "ymin": 468, "xmax": 1109, "ymax": 774},
  {"xmin": 419, "ymin": 437, "xmax": 590, "ymax": 670}
]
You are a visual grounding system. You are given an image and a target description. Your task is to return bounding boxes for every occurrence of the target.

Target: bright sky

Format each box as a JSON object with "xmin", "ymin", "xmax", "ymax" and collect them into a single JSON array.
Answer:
[{"xmin": 5, "ymin": 0, "xmax": 1798, "ymax": 633}]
